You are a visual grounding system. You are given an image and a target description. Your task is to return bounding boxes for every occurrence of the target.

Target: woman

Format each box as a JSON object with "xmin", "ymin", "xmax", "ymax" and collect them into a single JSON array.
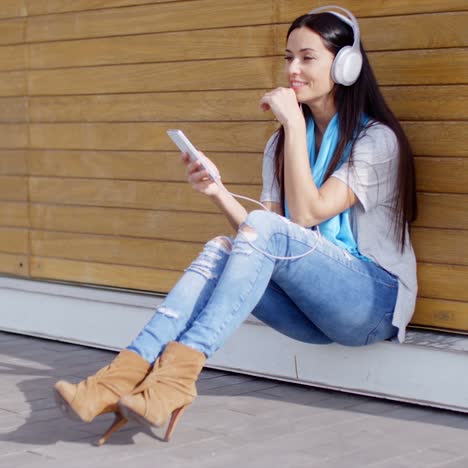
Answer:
[{"xmin": 53, "ymin": 6, "xmax": 417, "ymax": 446}]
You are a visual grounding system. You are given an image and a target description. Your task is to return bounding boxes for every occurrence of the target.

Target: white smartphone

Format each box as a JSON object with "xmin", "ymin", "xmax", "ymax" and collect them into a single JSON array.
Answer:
[{"xmin": 166, "ymin": 129, "xmax": 220, "ymax": 181}]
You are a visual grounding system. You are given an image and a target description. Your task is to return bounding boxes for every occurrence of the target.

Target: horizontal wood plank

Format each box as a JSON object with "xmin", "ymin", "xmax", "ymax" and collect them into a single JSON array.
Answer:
[
  {"xmin": 0, "ymin": 19, "xmax": 26, "ymax": 45},
  {"xmin": 26, "ymin": 150, "xmax": 262, "ymax": 184},
  {"xmin": 403, "ymin": 122, "xmax": 468, "ymax": 157},
  {"xmin": 0, "ymin": 124, "xmax": 28, "ymax": 149},
  {"xmin": 31, "ymin": 230, "xmax": 201, "ymax": 271},
  {"xmin": 0, "ymin": 227, "xmax": 28, "ymax": 254},
  {"xmin": 29, "ymin": 13, "xmax": 468, "ymax": 70},
  {"xmin": 418, "ymin": 263, "xmax": 468, "ymax": 302},
  {"xmin": 24, "ymin": 0, "xmax": 468, "ymax": 29},
  {"xmin": 0, "ymin": 97, "xmax": 28, "ymax": 122},
  {"xmin": 0, "ymin": 150, "xmax": 27, "ymax": 175},
  {"xmin": 26, "ymin": 0, "xmax": 174, "ymax": 16},
  {"xmin": 28, "ymin": 57, "xmax": 279, "ymax": 95},
  {"xmin": 26, "ymin": 0, "xmax": 275, "ymax": 42},
  {"xmin": 28, "ymin": 90, "xmax": 272, "ymax": 122},
  {"xmin": 27, "ymin": 256, "xmax": 468, "ymax": 305},
  {"xmin": 414, "ymin": 193, "xmax": 468, "ymax": 230},
  {"xmin": 0, "ymin": 123, "xmax": 28, "ymax": 150},
  {"xmin": 0, "ymin": 176, "xmax": 28, "ymax": 201},
  {"xmin": 0, "ymin": 44, "xmax": 26, "ymax": 72},
  {"xmin": 30, "ymin": 210, "xmax": 468, "ymax": 262},
  {"xmin": 30, "ymin": 204, "xmax": 231, "ymax": 242},
  {"xmin": 29, "ymin": 50, "xmax": 467, "ymax": 96},
  {"xmin": 29, "ymin": 122, "xmax": 277, "ymax": 152},
  {"xmin": 277, "ymin": 0, "xmax": 468, "ymax": 22},
  {"xmin": 412, "ymin": 227, "xmax": 468, "ymax": 266},
  {"xmin": 28, "ymin": 87, "xmax": 468, "ymax": 123},
  {"xmin": 30, "ymin": 256, "xmax": 180, "ymax": 293},
  {"xmin": 29, "ymin": 25, "xmax": 275, "ymax": 69},
  {"xmin": 28, "ymin": 121, "xmax": 466, "ymax": 157},
  {"xmin": 28, "ymin": 216, "xmax": 468, "ymax": 267},
  {"xmin": 0, "ymin": 0, "xmax": 27, "ymax": 20},
  {"xmin": 0, "ymin": 202, "xmax": 29, "ymax": 227},
  {"xmin": 411, "ymin": 297, "xmax": 468, "ymax": 331},
  {"xmin": 415, "ymin": 157, "xmax": 468, "ymax": 194},
  {"xmin": 0, "ymin": 71, "xmax": 26, "ymax": 97},
  {"xmin": 382, "ymin": 86, "xmax": 468, "ymax": 121},
  {"xmin": 23, "ymin": 147, "xmax": 468, "ymax": 205},
  {"xmin": 368, "ymin": 49, "xmax": 468, "ymax": 86},
  {"xmin": 29, "ymin": 178, "xmax": 261, "ymax": 213},
  {"xmin": 276, "ymin": 12, "xmax": 468, "ymax": 52},
  {"xmin": 0, "ymin": 252, "xmax": 28, "ymax": 277},
  {"xmin": 360, "ymin": 12, "xmax": 468, "ymax": 50}
]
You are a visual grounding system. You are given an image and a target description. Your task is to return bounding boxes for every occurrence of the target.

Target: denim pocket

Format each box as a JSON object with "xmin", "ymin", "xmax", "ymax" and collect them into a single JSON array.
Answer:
[{"xmin": 365, "ymin": 312, "xmax": 397, "ymax": 345}]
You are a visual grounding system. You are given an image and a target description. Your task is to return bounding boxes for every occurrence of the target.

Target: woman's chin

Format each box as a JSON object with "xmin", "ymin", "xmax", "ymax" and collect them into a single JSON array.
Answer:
[{"xmin": 293, "ymin": 89, "xmax": 312, "ymax": 104}]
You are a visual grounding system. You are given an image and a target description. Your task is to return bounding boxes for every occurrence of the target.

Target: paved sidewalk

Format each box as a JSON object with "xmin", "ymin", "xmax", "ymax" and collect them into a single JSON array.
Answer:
[{"xmin": 1, "ymin": 331, "xmax": 468, "ymax": 468}]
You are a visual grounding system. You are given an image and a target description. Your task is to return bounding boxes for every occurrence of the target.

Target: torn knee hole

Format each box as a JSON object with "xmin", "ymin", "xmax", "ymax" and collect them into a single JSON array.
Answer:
[
  {"xmin": 156, "ymin": 306, "xmax": 179, "ymax": 319},
  {"xmin": 239, "ymin": 224, "xmax": 258, "ymax": 241},
  {"xmin": 213, "ymin": 236, "xmax": 233, "ymax": 252}
]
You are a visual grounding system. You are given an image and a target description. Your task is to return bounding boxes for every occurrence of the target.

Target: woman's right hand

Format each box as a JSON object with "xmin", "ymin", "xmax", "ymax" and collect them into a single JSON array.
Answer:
[{"xmin": 181, "ymin": 151, "xmax": 222, "ymax": 197}]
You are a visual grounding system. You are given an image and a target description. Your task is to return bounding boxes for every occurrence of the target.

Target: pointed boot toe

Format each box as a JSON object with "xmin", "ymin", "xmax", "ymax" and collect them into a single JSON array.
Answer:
[
  {"xmin": 54, "ymin": 380, "xmax": 82, "ymax": 421},
  {"xmin": 52, "ymin": 349, "xmax": 152, "ymax": 445},
  {"xmin": 54, "ymin": 380, "xmax": 76, "ymax": 402},
  {"xmin": 54, "ymin": 378, "xmax": 101, "ymax": 422}
]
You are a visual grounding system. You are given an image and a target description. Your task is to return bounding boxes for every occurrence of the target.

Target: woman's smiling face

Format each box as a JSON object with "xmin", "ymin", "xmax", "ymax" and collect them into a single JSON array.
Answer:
[{"xmin": 285, "ymin": 27, "xmax": 336, "ymax": 108}]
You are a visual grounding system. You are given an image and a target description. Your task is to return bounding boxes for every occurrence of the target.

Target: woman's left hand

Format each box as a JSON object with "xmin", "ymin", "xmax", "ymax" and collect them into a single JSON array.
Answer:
[{"xmin": 259, "ymin": 87, "xmax": 304, "ymax": 128}]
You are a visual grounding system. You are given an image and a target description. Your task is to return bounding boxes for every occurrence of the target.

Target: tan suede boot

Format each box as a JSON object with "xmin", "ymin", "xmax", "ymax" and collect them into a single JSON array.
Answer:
[
  {"xmin": 118, "ymin": 341, "xmax": 206, "ymax": 441},
  {"xmin": 54, "ymin": 349, "xmax": 151, "ymax": 445}
]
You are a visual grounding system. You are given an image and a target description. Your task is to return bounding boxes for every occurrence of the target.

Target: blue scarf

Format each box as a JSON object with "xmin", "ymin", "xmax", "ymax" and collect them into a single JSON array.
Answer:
[{"xmin": 284, "ymin": 113, "xmax": 369, "ymax": 260}]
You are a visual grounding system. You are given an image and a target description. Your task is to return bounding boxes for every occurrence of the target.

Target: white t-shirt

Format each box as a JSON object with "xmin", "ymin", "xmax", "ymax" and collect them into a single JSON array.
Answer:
[{"xmin": 260, "ymin": 123, "xmax": 418, "ymax": 342}]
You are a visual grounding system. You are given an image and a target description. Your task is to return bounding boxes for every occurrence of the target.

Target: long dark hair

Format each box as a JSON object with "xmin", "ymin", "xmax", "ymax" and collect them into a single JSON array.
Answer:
[{"xmin": 273, "ymin": 12, "xmax": 417, "ymax": 251}]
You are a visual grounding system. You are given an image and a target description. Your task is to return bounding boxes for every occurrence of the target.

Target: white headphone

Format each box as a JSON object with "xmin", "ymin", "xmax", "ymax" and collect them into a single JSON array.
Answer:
[{"xmin": 308, "ymin": 5, "xmax": 362, "ymax": 86}]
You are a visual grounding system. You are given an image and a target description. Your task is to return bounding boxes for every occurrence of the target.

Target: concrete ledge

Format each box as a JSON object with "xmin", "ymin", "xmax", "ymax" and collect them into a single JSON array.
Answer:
[
  {"xmin": 1, "ymin": 277, "xmax": 467, "ymax": 413},
  {"xmin": 0, "ymin": 277, "xmax": 162, "ymax": 350},
  {"xmin": 210, "ymin": 323, "xmax": 468, "ymax": 412}
]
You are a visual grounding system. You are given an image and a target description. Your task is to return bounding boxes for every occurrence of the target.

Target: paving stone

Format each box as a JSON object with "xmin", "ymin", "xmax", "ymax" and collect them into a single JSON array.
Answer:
[
  {"xmin": 0, "ymin": 332, "xmax": 25, "ymax": 343},
  {"xmin": 39, "ymin": 341, "xmax": 85, "ymax": 353},
  {"xmin": 0, "ymin": 409, "xmax": 25, "ymax": 431},
  {"xmin": 0, "ymin": 450, "xmax": 55, "ymax": 467},
  {"xmin": 201, "ymin": 378, "xmax": 279, "ymax": 397},
  {"xmin": 49, "ymin": 349, "xmax": 114, "ymax": 367},
  {"xmin": 342, "ymin": 399, "xmax": 404, "ymax": 416},
  {"xmin": 198, "ymin": 369, "xmax": 230, "ymax": 380},
  {"xmin": 367, "ymin": 448, "xmax": 468, "ymax": 468},
  {"xmin": 258, "ymin": 381, "xmax": 332, "ymax": 399},
  {"xmin": 1, "ymin": 332, "xmax": 468, "ymax": 468},
  {"xmin": 49, "ymin": 359, "xmax": 112, "ymax": 380},
  {"xmin": 416, "ymin": 408, "xmax": 468, "ymax": 430},
  {"xmin": 196, "ymin": 373, "xmax": 256, "ymax": 392},
  {"xmin": 0, "ymin": 400, "xmax": 58, "ymax": 420},
  {"xmin": 436, "ymin": 457, "xmax": 468, "ymax": 468},
  {"xmin": 313, "ymin": 414, "xmax": 468, "ymax": 467}
]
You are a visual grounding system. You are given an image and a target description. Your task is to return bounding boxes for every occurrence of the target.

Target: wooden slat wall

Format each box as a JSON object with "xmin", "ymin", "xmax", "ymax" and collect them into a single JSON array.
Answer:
[{"xmin": 0, "ymin": 0, "xmax": 467, "ymax": 332}]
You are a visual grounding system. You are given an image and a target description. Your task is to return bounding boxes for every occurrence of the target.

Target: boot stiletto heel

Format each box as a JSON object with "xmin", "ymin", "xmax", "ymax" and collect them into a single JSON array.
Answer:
[
  {"xmin": 164, "ymin": 404, "xmax": 190, "ymax": 442},
  {"xmin": 97, "ymin": 413, "xmax": 128, "ymax": 446}
]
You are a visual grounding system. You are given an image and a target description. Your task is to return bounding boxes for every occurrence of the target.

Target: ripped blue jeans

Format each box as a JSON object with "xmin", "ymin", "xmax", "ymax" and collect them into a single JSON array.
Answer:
[{"xmin": 128, "ymin": 210, "xmax": 398, "ymax": 363}]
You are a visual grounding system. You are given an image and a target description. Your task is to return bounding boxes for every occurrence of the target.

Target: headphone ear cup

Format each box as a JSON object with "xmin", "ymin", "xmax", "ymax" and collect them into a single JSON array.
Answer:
[{"xmin": 331, "ymin": 46, "xmax": 363, "ymax": 86}]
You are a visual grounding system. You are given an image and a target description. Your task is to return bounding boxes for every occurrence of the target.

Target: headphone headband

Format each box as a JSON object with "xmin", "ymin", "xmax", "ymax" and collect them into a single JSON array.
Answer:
[{"xmin": 308, "ymin": 5, "xmax": 360, "ymax": 52}]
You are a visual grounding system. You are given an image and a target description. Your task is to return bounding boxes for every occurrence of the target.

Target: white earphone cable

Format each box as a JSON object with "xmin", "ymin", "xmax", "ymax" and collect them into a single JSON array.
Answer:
[{"xmin": 214, "ymin": 180, "xmax": 322, "ymax": 261}]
